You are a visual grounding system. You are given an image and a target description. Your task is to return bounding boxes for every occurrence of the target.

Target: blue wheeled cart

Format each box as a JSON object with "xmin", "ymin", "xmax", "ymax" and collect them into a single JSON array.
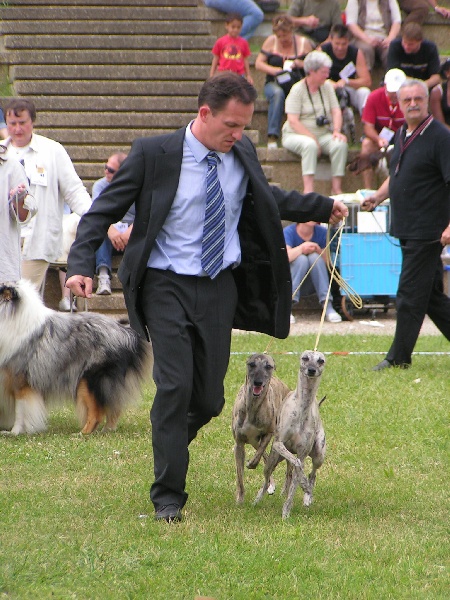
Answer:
[{"xmin": 332, "ymin": 195, "xmax": 402, "ymax": 320}]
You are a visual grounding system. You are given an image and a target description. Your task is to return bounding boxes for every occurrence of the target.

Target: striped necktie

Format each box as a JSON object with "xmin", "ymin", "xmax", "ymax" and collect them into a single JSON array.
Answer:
[{"xmin": 201, "ymin": 151, "xmax": 225, "ymax": 279}]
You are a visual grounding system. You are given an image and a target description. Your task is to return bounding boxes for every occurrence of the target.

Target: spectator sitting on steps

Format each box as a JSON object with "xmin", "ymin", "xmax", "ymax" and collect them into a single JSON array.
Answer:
[
  {"xmin": 386, "ymin": 22, "xmax": 441, "ymax": 90},
  {"xmin": 282, "ymin": 51, "xmax": 348, "ymax": 195},
  {"xmin": 345, "ymin": 0, "xmax": 402, "ymax": 71},
  {"xmin": 430, "ymin": 58, "xmax": 450, "ymax": 129},
  {"xmin": 92, "ymin": 152, "xmax": 132, "ymax": 296},
  {"xmin": 359, "ymin": 68, "xmax": 406, "ymax": 189},
  {"xmin": 255, "ymin": 14, "xmax": 312, "ymax": 148},
  {"xmin": 284, "ymin": 220, "xmax": 342, "ymax": 323},
  {"xmin": 321, "ymin": 23, "xmax": 372, "ymax": 142},
  {"xmin": 287, "ymin": 0, "xmax": 343, "ymax": 46},
  {"xmin": 397, "ymin": 0, "xmax": 450, "ymax": 25}
]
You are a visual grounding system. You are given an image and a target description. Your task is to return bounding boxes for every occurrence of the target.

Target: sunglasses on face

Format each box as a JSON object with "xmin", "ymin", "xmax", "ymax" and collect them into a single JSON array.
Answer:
[{"xmin": 105, "ymin": 164, "xmax": 116, "ymax": 174}]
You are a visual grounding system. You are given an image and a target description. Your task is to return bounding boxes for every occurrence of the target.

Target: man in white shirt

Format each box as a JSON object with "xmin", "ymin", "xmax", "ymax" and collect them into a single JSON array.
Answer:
[{"xmin": 3, "ymin": 98, "xmax": 92, "ymax": 292}]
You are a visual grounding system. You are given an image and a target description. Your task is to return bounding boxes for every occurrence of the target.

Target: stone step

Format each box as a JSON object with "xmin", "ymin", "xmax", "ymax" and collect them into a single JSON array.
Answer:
[
  {"xmin": 0, "ymin": 7, "xmax": 206, "ymax": 20},
  {"xmin": 0, "ymin": 20, "xmax": 211, "ymax": 35},
  {"xmin": 10, "ymin": 0, "xmax": 198, "ymax": 5},
  {"xmin": 32, "ymin": 128, "xmax": 185, "ymax": 144},
  {"xmin": 28, "ymin": 95, "xmax": 200, "ymax": 112},
  {"xmin": 14, "ymin": 80, "xmax": 206, "ymax": 95},
  {"xmin": 3, "ymin": 34, "xmax": 216, "ymax": 50},
  {"xmin": 11, "ymin": 64, "xmax": 210, "ymax": 80},
  {"xmin": 29, "ymin": 126, "xmax": 260, "ymax": 145},
  {"xmin": 35, "ymin": 111, "xmax": 198, "ymax": 128},
  {"xmin": 74, "ymin": 292, "xmax": 128, "ymax": 315},
  {"xmin": 0, "ymin": 49, "xmax": 212, "ymax": 65}
]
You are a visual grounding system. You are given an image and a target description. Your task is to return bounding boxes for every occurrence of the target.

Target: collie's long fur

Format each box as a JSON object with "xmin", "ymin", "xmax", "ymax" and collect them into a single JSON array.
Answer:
[{"xmin": 0, "ymin": 280, "xmax": 152, "ymax": 435}]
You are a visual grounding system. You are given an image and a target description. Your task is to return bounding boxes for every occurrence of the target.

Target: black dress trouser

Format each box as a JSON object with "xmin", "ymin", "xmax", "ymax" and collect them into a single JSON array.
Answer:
[
  {"xmin": 140, "ymin": 267, "xmax": 238, "ymax": 510},
  {"xmin": 386, "ymin": 239, "xmax": 450, "ymax": 365}
]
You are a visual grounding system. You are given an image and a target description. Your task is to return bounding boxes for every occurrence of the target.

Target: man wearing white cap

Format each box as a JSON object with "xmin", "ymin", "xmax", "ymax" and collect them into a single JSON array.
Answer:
[{"xmin": 358, "ymin": 68, "xmax": 406, "ymax": 188}]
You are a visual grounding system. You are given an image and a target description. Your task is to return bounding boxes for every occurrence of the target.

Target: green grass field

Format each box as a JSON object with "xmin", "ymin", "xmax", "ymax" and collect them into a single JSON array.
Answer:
[{"xmin": 1, "ymin": 333, "xmax": 449, "ymax": 599}]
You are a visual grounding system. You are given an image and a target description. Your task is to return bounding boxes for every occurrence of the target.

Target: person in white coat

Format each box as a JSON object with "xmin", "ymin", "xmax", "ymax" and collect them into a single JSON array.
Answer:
[{"xmin": 3, "ymin": 98, "xmax": 91, "ymax": 292}]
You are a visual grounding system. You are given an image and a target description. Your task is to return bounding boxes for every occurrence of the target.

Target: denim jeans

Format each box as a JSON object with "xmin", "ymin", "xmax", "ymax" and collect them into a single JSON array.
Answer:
[
  {"xmin": 204, "ymin": 0, "xmax": 264, "ymax": 39},
  {"xmin": 95, "ymin": 238, "xmax": 114, "ymax": 274},
  {"xmin": 290, "ymin": 253, "xmax": 331, "ymax": 304},
  {"xmin": 264, "ymin": 81, "xmax": 286, "ymax": 138}
]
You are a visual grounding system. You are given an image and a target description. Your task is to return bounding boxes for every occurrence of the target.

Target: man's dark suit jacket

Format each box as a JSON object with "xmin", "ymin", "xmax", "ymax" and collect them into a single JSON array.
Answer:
[{"xmin": 66, "ymin": 127, "xmax": 334, "ymax": 340}]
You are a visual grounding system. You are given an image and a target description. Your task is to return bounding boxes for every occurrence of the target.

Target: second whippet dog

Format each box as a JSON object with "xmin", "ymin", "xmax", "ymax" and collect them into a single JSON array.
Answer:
[{"xmin": 254, "ymin": 350, "xmax": 326, "ymax": 518}]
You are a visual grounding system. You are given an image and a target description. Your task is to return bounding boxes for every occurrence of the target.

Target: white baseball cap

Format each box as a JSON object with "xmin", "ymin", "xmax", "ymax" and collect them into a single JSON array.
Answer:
[{"xmin": 384, "ymin": 68, "xmax": 407, "ymax": 93}]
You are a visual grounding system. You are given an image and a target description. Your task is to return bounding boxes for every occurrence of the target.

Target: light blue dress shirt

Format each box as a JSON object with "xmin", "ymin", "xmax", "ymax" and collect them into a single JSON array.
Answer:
[{"xmin": 147, "ymin": 123, "xmax": 249, "ymax": 275}]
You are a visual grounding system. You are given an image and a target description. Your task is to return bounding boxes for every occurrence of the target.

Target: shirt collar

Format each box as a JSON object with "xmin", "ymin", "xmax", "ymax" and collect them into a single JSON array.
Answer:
[
  {"xmin": 185, "ymin": 122, "xmax": 225, "ymax": 164},
  {"xmin": 2, "ymin": 132, "xmax": 37, "ymax": 152}
]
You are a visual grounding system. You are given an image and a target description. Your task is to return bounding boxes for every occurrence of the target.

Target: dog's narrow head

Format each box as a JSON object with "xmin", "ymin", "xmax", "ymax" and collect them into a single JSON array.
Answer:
[
  {"xmin": 300, "ymin": 350, "xmax": 326, "ymax": 379},
  {"xmin": 246, "ymin": 353, "xmax": 275, "ymax": 397}
]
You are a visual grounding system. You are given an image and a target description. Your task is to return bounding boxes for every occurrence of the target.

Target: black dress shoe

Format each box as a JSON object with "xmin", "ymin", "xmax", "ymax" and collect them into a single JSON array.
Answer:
[
  {"xmin": 154, "ymin": 504, "xmax": 182, "ymax": 523},
  {"xmin": 372, "ymin": 359, "xmax": 392, "ymax": 371}
]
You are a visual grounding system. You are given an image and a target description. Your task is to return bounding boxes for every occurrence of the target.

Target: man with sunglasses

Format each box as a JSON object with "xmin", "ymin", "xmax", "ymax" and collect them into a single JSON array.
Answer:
[
  {"xmin": 92, "ymin": 152, "xmax": 130, "ymax": 295},
  {"xmin": 361, "ymin": 79, "xmax": 450, "ymax": 370}
]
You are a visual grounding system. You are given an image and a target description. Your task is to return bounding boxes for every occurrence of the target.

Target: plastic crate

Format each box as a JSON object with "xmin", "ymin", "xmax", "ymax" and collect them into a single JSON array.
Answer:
[{"xmin": 339, "ymin": 233, "xmax": 402, "ymax": 296}]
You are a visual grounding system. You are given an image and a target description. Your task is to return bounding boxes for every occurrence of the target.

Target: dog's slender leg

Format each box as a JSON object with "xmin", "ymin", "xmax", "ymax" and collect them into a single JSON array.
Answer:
[
  {"xmin": 247, "ymin": 432, "xmax": 272, "ymax": 470},
  {"xmin": 282, "ymin": 465, "xmax": 302, "ymax": 519},
  {"xmin": 234, "ymin": 441, "xmax": 246, "ymax": 504},
  {"xmin": 76, "ymin": 380, "xmax": 104, "ymax": 435},
  {"xmin": 272, "ymin": 441, "xmax": 302, "ymax": 468},
  {"xmin": 305, "ymin": 428, "xmax": 326, "ymax": 506},
  {"xmin": 10, "ymin": 386, "xmax": 47, "ymax": 435},
  {"xmin": 281, "ymin": 461, "xmax": 293, "ymax": 496},
  {"xmin": 261, "ymin": 451, "xmax": 277, "ymax": 495},
  {"xmin": 253, "ymin": 448, "xmax": 282, "ymax": 505}
]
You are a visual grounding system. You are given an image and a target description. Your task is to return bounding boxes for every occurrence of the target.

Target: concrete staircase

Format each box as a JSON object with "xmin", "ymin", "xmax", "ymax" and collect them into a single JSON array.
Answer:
[{"xmin": 0, "ymin": 0, "xmax": 216, "ymax": 191}]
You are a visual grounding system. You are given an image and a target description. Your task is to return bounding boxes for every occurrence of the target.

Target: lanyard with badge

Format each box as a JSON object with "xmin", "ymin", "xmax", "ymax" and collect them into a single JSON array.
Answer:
[{"xmin": 394, "ymin": 114, "xmax": 434, "ymax": 176}]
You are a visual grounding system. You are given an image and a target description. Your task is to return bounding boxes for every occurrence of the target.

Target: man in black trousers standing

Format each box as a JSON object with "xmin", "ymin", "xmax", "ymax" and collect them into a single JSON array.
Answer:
[
  {"xmin": 66, "ymin": 73, "xmax": 348, "ymax": 522},
  {"xmin": 362, "ymin": 78, "xmax": 450, "ymax": 370}
]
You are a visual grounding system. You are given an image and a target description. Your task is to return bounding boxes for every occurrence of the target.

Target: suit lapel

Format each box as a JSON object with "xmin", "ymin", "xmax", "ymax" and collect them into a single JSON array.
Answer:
[{"xmin": 147, "ymin": 128, "xmax": 185, "ymax": 232}]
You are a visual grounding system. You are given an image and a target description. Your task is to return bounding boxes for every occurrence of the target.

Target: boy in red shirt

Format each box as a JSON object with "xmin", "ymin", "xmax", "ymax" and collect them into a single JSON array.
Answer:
[{"xmin": 210, "ymin": 13, "xmax": 253, "ymax": 84}]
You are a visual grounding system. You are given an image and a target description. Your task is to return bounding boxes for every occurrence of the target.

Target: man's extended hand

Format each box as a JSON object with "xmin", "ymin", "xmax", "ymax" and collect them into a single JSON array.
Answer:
[
  {"xmin": 66, "ymin": 275, "xmax": 93, "ymax": 298},
  {"xmin": 329, "ymin": 200, "xmax": 348, "ymax": 224}
]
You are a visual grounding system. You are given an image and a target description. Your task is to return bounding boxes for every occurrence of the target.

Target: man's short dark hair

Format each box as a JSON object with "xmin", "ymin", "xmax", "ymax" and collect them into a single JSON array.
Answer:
[
  {"xmin": 330, "ymin": 24, "xmax": 351, "ymax": 39},
  {"xmin": 198, "ymin": 72, "xmax": 257, "ymax": 114},
  {"xmin": 3, "ymin": 98, "xmax": 37, "ymax": 122},
  {"xmin": 402, "ymin": 22, "xmax": 423, "ymax": 41}
]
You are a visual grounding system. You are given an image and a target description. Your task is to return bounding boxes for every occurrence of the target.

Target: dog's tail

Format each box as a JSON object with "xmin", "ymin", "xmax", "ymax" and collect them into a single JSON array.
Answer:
[{"xmin": 76, "ymin": 326, "xmax": 153, "ymax": 431}]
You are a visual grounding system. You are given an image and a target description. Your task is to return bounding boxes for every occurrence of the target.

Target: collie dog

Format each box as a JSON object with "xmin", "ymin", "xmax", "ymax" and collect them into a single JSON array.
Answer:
[{"xmin": 0, "ymin": 280, "xmax": 152, "ymax": 435}]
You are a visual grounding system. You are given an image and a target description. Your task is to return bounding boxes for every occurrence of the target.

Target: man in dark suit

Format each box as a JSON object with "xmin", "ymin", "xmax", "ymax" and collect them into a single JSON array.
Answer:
[{"xmin": 66, "ymin": 73, "xmax": 348, "ymax": 523}]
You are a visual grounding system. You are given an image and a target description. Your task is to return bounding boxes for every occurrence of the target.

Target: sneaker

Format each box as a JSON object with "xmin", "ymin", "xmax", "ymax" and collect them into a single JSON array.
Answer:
[
  {"xmin": 290, "ymin": 313, "xmax": 296, "ymax": 324},
  {"xmin": 267, "ymin": 136, "xmax": 278, "ymax": 149},
  {"xmin": 96, "ymin": 275, "xmax": 111, "ymax": 295},
  {"xmin": 325, "ymin": 308, "xmax": 342, "ymax": 323},
  {"xmin": 58, "ymin": 297, "xmax": 77, "ymax": 312},
  {"xmin": 58, "ymin": 296, "xmax": 71, "ymax": 311}
]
